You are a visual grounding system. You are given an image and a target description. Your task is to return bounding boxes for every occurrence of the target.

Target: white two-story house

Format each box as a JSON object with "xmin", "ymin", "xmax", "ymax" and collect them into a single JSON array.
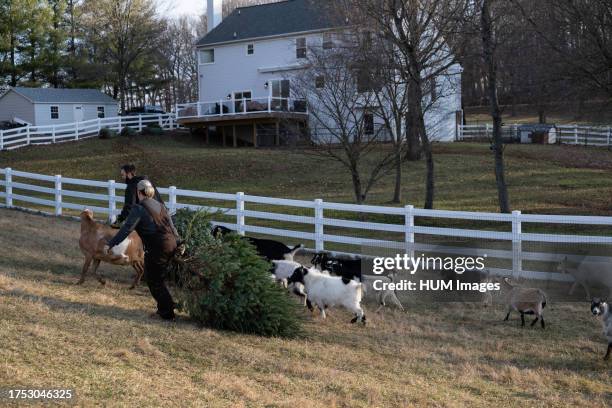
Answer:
[{"xmin": 177, "ymin": 0, "xmax": 462, "ymax": 146}]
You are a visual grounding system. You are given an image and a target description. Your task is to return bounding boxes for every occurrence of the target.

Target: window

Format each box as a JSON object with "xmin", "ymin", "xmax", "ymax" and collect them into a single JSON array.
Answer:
[
  {"xmin": 234, "ymin": 91, "xmax": 252, "ymax": 100},
  {"xmin": 322, "ymin": 32, "xmax": 333, "ymax": 49},
  {"xmin": 50, "ymin": 106, "xmax": 59, "ymax": 119},
  {"xmin": 247, "ymin": 44, "xmax": 254, "ymax": 55},
  {"xmin": 315, "ymin": 75, "xmax": 325, "ymax": 89},
  {"xmin": 199, "ymin": 49, "xmax": 215, "ymax": 64},
  {"xmin": 363, "ymin": 112, "xmax": 374, "ymax": 135},
  {"xmin": 97, "ymin": 106, "xmax": 105, "ymax": 118},
  {"xmin": 356, "ymin": 68, "xmax": 381, "ymax": 93},
  {"xmin": 296, "ymin": 37, "xmax": 306, "ymax": 59}
]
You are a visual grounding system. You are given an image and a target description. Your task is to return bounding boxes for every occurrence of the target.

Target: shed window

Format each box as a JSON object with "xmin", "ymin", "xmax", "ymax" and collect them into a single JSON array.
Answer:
[
  {"xmin": 247, "ymin": 44, "xmax": 254, "ymax": 55},
  {"xmin": 296, "ymin": 37, "xmax": 306, "ymax": 59},
  {"xmin": 50, "ymin": 106, "xmax": 59, "ymax": 119},
  {"xmin": 363, "ymin": 112, "xmax": 374, "ymax": 135},
  {"xmin": 97, "ymin": 106, "xmax": 105, "ymax": 118}
]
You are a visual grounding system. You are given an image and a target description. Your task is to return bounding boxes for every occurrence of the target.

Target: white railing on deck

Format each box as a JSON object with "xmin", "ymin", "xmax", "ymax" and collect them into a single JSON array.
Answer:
[
  {"xmin": 458, "ymin": 123, "xmax": 612, "ymax": 147},
  {"xmin": 176, "ymin": 96, "xmax": 308, "ymax": 120},
  {"xmin": 1, "ymin": 167, "xmax": 612, "ymax": 283},
  {"xmin": 0, "ymin": 113, "xmax": 177, "ymax": 151}
]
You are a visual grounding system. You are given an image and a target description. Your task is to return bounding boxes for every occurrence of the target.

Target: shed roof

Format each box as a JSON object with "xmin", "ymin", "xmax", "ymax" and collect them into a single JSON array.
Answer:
[
  {"xmin": 6, "ymin": 87, "xmax": 117, "ymax": 104},
  {"xmin": 197, "ymin": 0, "xmax": 345, "ymax": 47}
]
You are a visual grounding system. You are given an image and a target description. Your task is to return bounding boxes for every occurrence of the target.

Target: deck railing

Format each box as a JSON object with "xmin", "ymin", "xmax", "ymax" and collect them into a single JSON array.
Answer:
[{"xmin": 176, "ymin": 96, "xmax": 308, "ymax": 120}]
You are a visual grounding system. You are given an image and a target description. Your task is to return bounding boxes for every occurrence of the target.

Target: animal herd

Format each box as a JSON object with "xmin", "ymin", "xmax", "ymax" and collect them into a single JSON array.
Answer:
[{"xmin": 77, "ymin": 211, "xmax": 612, "ymax": 360}]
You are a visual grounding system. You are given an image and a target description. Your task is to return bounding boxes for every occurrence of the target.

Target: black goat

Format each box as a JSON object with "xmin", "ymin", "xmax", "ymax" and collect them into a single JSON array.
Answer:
[
  {"xmin": 211, "ymin": 225, "xmax": 303, "ymax": 261},
  {"xmin": 311, "ymin": 252, "xmax": 362, "ymax": 284}
]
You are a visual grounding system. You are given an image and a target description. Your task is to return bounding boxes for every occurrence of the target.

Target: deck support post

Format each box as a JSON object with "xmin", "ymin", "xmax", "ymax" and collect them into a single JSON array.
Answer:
[
  {"xmin": 275, "ymin": 120, "xmax": 280, "ymax": 146},
  {"xmin": 221, "ymin": 126, "xmax": 226, "ymax": 147},
  {"xmin": 232, "ymin": 125, "xmax": 237, "ymax": 147},
  {"xmin": 205, "ymin": 126, "xmax": 210, "ymax": 145},
  {"xmin": 252, "ymin": 122, "xmax": 258, "ymax": 148}
]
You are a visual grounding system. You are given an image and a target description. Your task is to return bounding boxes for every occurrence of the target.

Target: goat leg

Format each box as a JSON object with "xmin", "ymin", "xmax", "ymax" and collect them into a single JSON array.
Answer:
[
  {"xmin": 504, "ymin": 310, "xmax": 511, "ymax": 321},
  {"xmin": 604, "ymin": 343, "xmax": 611, "ymax": 361},
  {"xmin": 540, "ymin": 316, "xmax": 545, "ymax": 329},
  {"xmin": 520, "ymin": 312, "xmax": 525, "ymax": 327},
  {"xmin": 130, "ymin": 262, "xmax": 144, "ymax": 289},
  {"xmin": 90, "ymin": 259, "xmax": 106, "ymax": 285},
  {"xmin": 531, "ymin": 316, "xmax": 539, "ymax": 327},
  {"xmin": 77, "ymin": 257, "xmax": 92, "ymax": 284}
]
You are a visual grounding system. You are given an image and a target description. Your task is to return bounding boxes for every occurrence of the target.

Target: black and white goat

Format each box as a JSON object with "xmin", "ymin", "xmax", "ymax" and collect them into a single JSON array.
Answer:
[
  {"xmin": 287, "ymin": 266, "xmax": 366, "ymax": 324},
  {"xmin": 212, "ymin": 225, "xmax": 302, "ymax": 261},
  {"xmin": 591, "ymin": 298, "xmax": 612, "ymax": 360},
  {"xmin": 271, "ymin": 260, "xmax": 313, "ymax": 310},
  {"xmin": 311, "ymin": 253, "xmax": 362, "ymax": 283}
]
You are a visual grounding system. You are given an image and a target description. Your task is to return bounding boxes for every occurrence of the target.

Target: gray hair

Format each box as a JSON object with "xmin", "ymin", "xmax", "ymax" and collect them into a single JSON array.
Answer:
[{"xmin": 137, "ymin": 179, "xmax": 155, "ymax": 199}]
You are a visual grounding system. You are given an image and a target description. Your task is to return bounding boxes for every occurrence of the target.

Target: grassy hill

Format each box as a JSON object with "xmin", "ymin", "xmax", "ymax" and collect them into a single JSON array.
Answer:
[{"xmin": 0, "ymin": 208, "xmax": 610, "ymax": 407}]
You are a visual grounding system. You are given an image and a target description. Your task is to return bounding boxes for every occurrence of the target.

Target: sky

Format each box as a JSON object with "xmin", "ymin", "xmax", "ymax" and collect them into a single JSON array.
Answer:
[{"xmin": 156, "ymin": 0, "xmax": 206, "ymax": 18}]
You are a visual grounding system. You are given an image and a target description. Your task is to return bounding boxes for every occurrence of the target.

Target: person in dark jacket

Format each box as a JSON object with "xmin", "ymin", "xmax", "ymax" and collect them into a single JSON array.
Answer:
[
  {"xmin": 106, "ymin": 179, "xmax": 179, "ymax": 320},
  {"xmin": 114, "ymin": 164, "xmax": 163, "ymax": 226}
]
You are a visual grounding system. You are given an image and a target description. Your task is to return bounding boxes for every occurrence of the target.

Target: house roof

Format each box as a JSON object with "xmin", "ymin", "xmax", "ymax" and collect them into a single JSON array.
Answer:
[
  {"xmin": 197, "ymin": 0, "xmax": 345, "ymax": 47},
  {"xmin": 7, "ymin": 87, "xmax": 117, "ymax": 104}
]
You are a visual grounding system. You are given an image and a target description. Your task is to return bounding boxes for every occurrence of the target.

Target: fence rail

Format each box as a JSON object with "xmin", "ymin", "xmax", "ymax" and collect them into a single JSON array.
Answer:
[
  {"xmin": 0, "ymin": 113, "xmax": 177, "ymax": 151},
  {"xmin": 1, "ymin": 167, "xmax": 611, "ymax": 283},
  {"xmin": 458, "ymin": 123, "xmax": 612, "ymax": 147}
]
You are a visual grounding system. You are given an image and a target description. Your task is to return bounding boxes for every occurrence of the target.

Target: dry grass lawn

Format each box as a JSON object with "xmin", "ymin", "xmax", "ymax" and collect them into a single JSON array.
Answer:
[{"xmin": 1, "ymin": 208, "xmax": 611, "ymax": 407}]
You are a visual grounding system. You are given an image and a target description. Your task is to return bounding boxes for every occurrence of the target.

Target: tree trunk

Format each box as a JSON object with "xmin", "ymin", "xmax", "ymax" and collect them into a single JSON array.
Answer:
[
  {"xmin": 350, "ymin": 166, "xmax": 365, "ymax": 204},
  {"xmin": 392, "ymin": 148, "xmax": 402, "ymax": 203},
  {"xmin": 423, "ymin": 140, "xmax": 435, "ymax": 209},
  {"xmin": 481, "ymin": 0, "xmax": 511, "ymax": 213}
]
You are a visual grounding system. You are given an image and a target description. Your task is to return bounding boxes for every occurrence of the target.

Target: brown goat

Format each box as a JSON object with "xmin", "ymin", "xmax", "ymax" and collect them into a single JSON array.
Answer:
[{"xmin": 78, "ymin": 209, "xmax": 144, "ymax": 288}]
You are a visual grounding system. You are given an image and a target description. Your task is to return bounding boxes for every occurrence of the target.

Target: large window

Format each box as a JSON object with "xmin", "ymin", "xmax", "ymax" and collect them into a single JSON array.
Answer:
[
  {"xmin": 50, "ymin": 106, "xmax": 59, "ymax": 119},
  {"xmin": 296, "ymin": 37, "xmax": 306, "ymax": 59},
  {"xmin": 97, "ymin": 106, "xmax": 105, "ymax": 118},
  {"xmin": 322, "ymin": 32, "xmax": 333, "ymax": 49},
  {"xmin": 199, "ymin": 49, "xmax": 215, "ymax": 64}
]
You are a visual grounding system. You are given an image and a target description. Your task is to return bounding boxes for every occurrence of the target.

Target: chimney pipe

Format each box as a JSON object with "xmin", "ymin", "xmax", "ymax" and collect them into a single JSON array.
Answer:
[{"xmin": 207, "ymin": 0, "xmax": 222, "ymax": 33}]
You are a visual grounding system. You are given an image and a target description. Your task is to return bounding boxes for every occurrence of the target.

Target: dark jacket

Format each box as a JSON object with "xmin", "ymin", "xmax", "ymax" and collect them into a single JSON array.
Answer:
[
  {"xmin": 109, "ymin": 198, "xmax": 178, "ymax": 253},
  {"xmin": 117, "ymin": 175, "xmax": 163, "ymax": 222}
]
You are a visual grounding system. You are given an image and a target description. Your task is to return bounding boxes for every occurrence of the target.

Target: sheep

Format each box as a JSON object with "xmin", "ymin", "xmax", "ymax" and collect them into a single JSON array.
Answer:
[
  {"xmin": 361, "ymin": 274, "xmax": 405, "ymax": 313},
  {"xmin": 591, "ymin": 298, "xmax": 612, "ymax": 360},
  {"xmin": 212, "ymin": 225, "xmax": 302, "ymax": 261},
  {"xmin": 287, "ymin": 266, "xmax": 366, "ymax": 324},
  {"xmin": 557, "ymin": 256, "xmax": 612, "ymax": 300},
  {"xmin": 502, "ymin": 278, "xmax": 547, "ymax": 328},
  {"xmin": 311, "ymin": 252, "xmax": 362, "ymax": 283}
]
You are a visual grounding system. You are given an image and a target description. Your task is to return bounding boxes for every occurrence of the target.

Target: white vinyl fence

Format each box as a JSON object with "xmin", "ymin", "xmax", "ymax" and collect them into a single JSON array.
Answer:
[
  {"xmin": 0, "ymin": 114, "xmax": 177, "ymax": 151},
  {"xmin": 2, "ymin": 168, "xmax": 612, "ymax": 283},
  {"xmin": 459, "ymin": 123, "xmax": 612, "ymax": 147}
]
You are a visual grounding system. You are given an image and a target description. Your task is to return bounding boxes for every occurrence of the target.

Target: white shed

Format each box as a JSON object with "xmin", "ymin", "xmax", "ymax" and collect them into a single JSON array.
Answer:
[{"xmin": 0, "ymin": 87, "xmax": 118, "ymax": 126}]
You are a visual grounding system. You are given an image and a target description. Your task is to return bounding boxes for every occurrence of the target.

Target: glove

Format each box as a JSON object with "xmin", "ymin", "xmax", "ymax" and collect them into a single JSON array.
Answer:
[
  {"xmin": 103, "ymin": 245, "xmax": 111, "ymax": 255},
  {"xmin": 110, "ymin": 221, "xmax": 122, "ymax": 229}
]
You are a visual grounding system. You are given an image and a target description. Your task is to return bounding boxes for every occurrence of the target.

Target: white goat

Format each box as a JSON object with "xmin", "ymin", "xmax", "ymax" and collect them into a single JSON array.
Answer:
[
  {"xmin": 361, "ymin": 275, "xmax": 404, "ymax": 313},
  {"xmin": 558, "ymin": 257, "xmax": 612, "ymax": 300},
  {"xmin": 287, "ymin": 266, "xmax": 365, "ymax": 324}
]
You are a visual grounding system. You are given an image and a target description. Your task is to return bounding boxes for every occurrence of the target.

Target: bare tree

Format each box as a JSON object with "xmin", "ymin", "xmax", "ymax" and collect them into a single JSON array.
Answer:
[
  {"xmin": 356, "ymin": 0, "xmax": 468, "ymax": 209},
  {"xmin": 292, "ymin": 37, "xmax": 396, "ymax": 204}
]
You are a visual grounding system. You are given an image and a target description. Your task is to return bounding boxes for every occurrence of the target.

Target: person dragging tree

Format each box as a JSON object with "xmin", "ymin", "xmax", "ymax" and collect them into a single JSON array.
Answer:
[{"xmin": 106, "ymin": 179, "xmax": 179, "ymax": 320}]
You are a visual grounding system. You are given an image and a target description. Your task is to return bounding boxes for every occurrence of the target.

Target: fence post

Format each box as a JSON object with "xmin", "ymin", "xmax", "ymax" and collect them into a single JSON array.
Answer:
[
  {"xmin": 168, "ymin": 186, "xmax": 177, "ymax": 214},
  {"xmin": 0, "ymin": 129, "xmax": 3, "ymax": 150},
  {"xmin": 607, "ymin": 127, "xmax": 611, "ymax": 148},
  {"xmin": 138, "ymin": 115, "xmax": 143, "ymax": 132},
  {"xmin": 236, "ymin": 192, "xmax": 245, "ymax": 235},
  {"xmin": 54, "ymin": 175, "xmax": 62, "ymax": 216},
  {"xmin": 405, "ymin": 205, "xmax": 414, "ymax": 257},
  {"xmin": 512, "ymin": 210, "xmax": 522, "ymax": 278},
  {"xmin": 108, "ymin": 180, "xmax": 116, "ymax": 223},
  {"xmin": 52, "ymin": 126, "xmax": 56, "ymax": 143},
  {"xmin": 97, "ymin": 118, "xmax": 101, "ymax": 133},
  {"xmin": 75, "ymin": 123, "xmax": 79, "ymax": 140},
  {"xmin": 26, "ymin": 125, "xmax": 31, "ymax": 145},
  {"xmin": 314, "ymin": 199, "xmax": 324, "ymax": 251},
  {"xmin": 5, "ymin": 167, "xmax": 13, "ymax": 207},
  {"xmin": 158, "ymin": 114, "xmax": 163, "ymax": 127},
  {"xmin": 118, "ymin": 116, "xmax": 122, "ymax": 132},
  {"xmin": 574, "ymin": 125, "xmax": 578, "ymax": 144}
]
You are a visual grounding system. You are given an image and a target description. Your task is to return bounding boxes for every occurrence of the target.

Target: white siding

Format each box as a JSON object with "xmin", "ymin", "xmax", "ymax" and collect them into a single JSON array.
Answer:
[
  {"xmin": 33, "ymin": 103, "xmax": 119, "ymax": 126},
  {"xmin": 0, "ymin": 91, "xmax": 35, "ymax": 124},
  {"xmin": 198, "ymin": 32, "xmax": 323, "ymax": 101}
]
